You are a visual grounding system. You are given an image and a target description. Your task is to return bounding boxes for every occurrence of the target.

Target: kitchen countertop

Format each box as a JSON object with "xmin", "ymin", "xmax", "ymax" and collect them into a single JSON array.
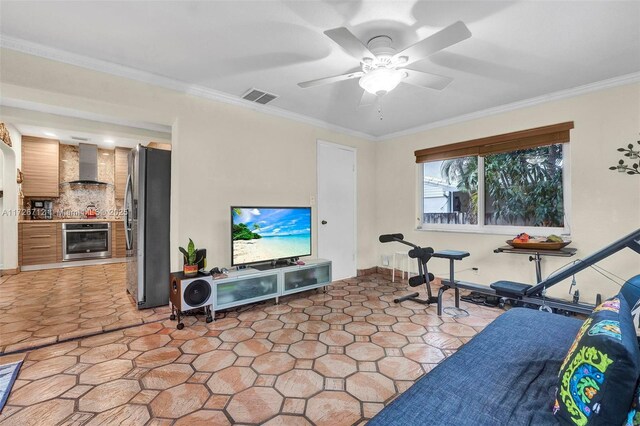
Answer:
[{"xmin": 19, "ymin": 218, "xmax": 123, "ymax": 223}]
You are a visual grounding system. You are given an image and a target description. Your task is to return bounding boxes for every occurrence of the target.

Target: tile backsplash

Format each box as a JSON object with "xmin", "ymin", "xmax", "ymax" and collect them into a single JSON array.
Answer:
[{"xmin": 26, "ymin": 144, "xmax": 123, "ymax": 219}]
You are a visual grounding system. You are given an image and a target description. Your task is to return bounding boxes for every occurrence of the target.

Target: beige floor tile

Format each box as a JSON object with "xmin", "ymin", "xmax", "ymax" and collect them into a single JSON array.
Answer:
[
  {"xmin": 227, "ymin": 387, "xmax": 283, "ymax": 424},
  {"xmin": 79, "ymin": 359, "xmax": 133, "ymax": 385},
  {"xmin": 149, "ymin": 383, "xmax": 210, "ymax": 418},
  {"xmin": 180, "ymin": 336, "xmax": 221, "ymax": 354},
  {"xmin": 0, "ymin": 399, "xmax": 75, "ymax": 426},
  {"xmin": 275, "ymin": 369, "xmax": 323, "ymax": 398},
  {"xmin": 306, "ymin": 391, "xmax": 361, "ymax": 426},
  {"xmin": 141, "ymin": 363, "xmax": 194, "ymax": 389},
  {"xmin": 173, "ymin": 410, "xmax": 230, "ymax": 426},
  {"xmin": 314, "ymin": 354, "xmax": 358, "ymax": 378},
  {"xmin": 7, "ymin": 374, "xmax": 76, "ymax": 406},
  {"xmin": 85, "ymin": 404, "xmax": 150, "ymax": 425},
  {"xmin": 78, "ymin": 379, "xmax": 140, "ymax": 412},
  {"xmin": 3, "ymin": 266, "xmax": 503, "ymax": 425},
  {"xmin": 206, "ymin": 366, "xmax": 257, "ymax": 394}
]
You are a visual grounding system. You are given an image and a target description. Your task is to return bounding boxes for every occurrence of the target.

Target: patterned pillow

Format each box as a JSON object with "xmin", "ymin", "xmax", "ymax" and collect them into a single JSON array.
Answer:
[
  {"xmin": 620, "ymin": 274, "xmax": 640, "ymax": 337},
  {"xmin": 554, "ymin": 294, "xmax": 640, "ymax": 426},
  {"xmin": 632, "ymin": 299, "xmax": 640, "ymax": 338},
  {"xmin": 626, "ymin": 383, "xmax": 640, "ymax": 426}
]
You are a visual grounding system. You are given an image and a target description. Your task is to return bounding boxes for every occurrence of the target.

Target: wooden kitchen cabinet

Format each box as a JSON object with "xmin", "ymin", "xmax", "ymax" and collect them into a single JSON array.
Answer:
[
  {"xmin": 112, "ymin": 221, "xmax": 127, "ymax": 258},
  {"xmin": 19, "ymin": 223, "xmax": 58, "ymax": 265},
  {"xmin": 56, "ymin": 223, "xmax": 63, "ymax": 262},
  {"xmin": 21, "ymin": 136, "xmax": 60, "ymax": 197},
  {"xmin": 114, "ymin": 147, "xmax": 129, "ymax": 199}
]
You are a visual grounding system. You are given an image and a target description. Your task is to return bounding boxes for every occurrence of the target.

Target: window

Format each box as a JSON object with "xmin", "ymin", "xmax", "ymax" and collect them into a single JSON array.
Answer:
[
  {"xmin": 417, "ymin": 122, "xmax": 572, "ymax": 234},
  {"xmin": 423, "ymin": 156, "xmax": 478, "ymax": 225}
]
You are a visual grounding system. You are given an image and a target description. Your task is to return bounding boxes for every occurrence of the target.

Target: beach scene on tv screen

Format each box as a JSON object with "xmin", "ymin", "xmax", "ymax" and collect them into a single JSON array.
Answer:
[{"xmin": 232, "ymin": 208, "xmax": 311, "ymax": 264}]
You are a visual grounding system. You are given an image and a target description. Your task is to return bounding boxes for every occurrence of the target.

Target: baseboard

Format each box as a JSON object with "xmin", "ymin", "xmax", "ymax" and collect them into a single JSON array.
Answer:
[
  {"xmin": 376, "ymin": 266, "xmax": 412, "ymax": 281},
  {"xmin": 356, "ymin": 267, "xmax": 378, "ymax": 276},
  {"xmin": 357, "ymin": 266, "xmax": 442, "ymax": 285},
  {"xmin": 19, "ymin": 258, "xmax": 126, "ymax": 272},
  {"xmin": 358, "ymin": 266, "xmax": 400, "ymax": 278},
  {"xmin": 356, "ymin": 266, "xmax": 408, "ymax": 279},
  {"xmin": 0, "ymin": 267, "xmax": 20, "ymax": 276}
]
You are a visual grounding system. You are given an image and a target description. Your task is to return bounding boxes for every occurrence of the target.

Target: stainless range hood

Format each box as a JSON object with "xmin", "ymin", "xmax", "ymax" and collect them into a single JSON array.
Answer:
[{"xmin": 68, "ymin": 143, "xmax": 107, "ymax": 186}]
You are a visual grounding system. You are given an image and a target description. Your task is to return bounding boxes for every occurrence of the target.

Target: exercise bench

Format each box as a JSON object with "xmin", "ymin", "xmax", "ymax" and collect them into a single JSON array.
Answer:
[{"xmin": 379, "ymin": 233, "xmax": 474, "ymax": 315}]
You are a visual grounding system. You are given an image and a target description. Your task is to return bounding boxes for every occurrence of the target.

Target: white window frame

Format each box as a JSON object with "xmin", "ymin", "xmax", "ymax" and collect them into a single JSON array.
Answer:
[{"xmin": 417, "ymin": 144, "xmax": 571, "ymax": 236}]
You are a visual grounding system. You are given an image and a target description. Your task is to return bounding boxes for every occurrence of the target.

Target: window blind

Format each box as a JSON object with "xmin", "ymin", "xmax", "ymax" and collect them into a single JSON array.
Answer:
[{"xmin": 414, "ymin": 121, "xmax": 574, "ymax": 163}]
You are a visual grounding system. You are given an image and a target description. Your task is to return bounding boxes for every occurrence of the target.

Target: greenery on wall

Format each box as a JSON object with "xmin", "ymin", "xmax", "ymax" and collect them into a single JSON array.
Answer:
[{"xmin": 609, "ymin": 139, "xmax": 640, "ymax": 175}]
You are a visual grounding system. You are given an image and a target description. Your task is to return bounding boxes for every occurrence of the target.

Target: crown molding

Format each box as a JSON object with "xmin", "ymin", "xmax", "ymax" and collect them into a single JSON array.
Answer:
[
  {"xmin": 2, "ymin": 35, "xmax": 638, "ymax": 144},
  {"xmin": 0, "ymin": 98, "xmax": 172, "ymax": 135},
  {"xmin": 0, "ymin": 35, "xmax": 377, "ymax": 141},
  {"xmin": 378, "ymin": 71, "xmax": 640, "ymax": 141}
]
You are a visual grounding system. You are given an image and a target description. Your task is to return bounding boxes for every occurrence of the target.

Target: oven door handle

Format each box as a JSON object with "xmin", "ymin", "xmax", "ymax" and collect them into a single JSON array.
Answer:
[{"xmin": 63, "ymin": 229, "xmax": 110, "ymax": 233}]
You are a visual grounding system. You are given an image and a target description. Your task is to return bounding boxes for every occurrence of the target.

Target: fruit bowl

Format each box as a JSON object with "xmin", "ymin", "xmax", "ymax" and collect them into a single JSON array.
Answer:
[{"xmin": 506, "ymin": 240, "xmax": 571, "ymax": 250}]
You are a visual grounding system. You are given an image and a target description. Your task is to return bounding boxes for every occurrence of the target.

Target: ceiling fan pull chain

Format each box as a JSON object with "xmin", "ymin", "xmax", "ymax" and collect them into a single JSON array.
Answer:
[{"xmin": 378, "ymin": 97, "xmax": 383, "ymax": 121}]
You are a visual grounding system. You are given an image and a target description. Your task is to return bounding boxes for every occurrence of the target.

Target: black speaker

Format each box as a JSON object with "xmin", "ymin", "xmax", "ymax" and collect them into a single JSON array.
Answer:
[
  {"xmin": 169, "ymin": 272, "xmax": 214, "ymax": 329},
  {"xmin": 196, "ymin": 249, "xmax": 207, "ymax": 270}
]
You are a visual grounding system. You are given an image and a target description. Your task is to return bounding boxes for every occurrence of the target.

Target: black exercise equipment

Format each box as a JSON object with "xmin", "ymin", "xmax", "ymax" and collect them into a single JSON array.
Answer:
[
  {"xmin": 379, "ymin": 228, "xmax": 640, "ymax": 316},
  {"xmin": 379, "ymin": 234, "xmax": 471, "ymax": 314},
  {"xmin": 378, "ymin": 234, "xmax": 438, "ymax": 306},
  {"xmin": 488, "ymin": 228, "xmax": 640, "ymax": 314}
]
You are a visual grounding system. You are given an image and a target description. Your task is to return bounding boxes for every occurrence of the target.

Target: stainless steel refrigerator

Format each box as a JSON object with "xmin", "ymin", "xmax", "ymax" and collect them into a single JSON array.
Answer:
[{"xmin": 125, "ymin": 145, "xmax": 171, "ymax": 309}]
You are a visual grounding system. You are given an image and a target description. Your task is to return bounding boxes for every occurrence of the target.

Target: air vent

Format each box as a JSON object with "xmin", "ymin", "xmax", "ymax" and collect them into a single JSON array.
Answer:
[
  {"xmin": 241, "ymin": 88, "xmax": 278, "ymax": 105},
  {"xmin": 71, "ymin": 136, "xmax": 90, "ymax": 141}
]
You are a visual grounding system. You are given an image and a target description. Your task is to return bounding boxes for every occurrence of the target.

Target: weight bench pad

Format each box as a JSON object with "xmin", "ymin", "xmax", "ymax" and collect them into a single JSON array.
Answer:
[
  {"xmin": 490, "ymin": 280, "xmax": 532, "ymax": 297},
  {"xmin": 432, "ymin": 250, "xmax": 470, "ymax": 260}
]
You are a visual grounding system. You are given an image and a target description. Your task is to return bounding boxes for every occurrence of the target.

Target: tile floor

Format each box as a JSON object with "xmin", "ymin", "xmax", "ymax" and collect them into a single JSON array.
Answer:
[
  {"xmin": 0, "ymin": 264, "xmax": 169, "ymax": 354},
  {"xmin": 0, "ymin": 269, "xmax": 502, "ymax": 425}
]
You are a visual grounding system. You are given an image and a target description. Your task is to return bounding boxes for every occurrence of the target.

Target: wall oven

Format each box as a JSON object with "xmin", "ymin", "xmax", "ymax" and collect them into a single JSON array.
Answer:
[{"xmin": 62, "ymin": 222, "xmax": 111, "ymax": 261}]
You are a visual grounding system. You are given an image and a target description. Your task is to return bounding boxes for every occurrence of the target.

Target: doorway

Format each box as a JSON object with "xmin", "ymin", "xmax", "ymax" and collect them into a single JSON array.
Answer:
[{"xmin": 317, "ymin": 140, "xmax": 357, "ymax": 280}]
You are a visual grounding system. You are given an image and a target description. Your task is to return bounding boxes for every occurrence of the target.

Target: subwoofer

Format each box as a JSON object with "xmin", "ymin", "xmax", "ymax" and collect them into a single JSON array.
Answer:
[{"xmin": 169, "ymin": 273, "xmax": 215, "ymax": 329}]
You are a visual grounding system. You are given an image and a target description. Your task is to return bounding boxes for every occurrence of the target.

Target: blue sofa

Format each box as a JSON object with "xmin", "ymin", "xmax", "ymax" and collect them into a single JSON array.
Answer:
[{"xmin": 369, "ymin": 308, "xmax": 582, "ymax": 426}]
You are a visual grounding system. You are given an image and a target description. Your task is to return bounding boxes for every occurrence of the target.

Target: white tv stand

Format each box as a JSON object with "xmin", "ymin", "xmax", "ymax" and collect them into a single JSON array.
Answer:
[{"xmin": 212, "ymin": 259, "xmax": 332, "ymax": 313}]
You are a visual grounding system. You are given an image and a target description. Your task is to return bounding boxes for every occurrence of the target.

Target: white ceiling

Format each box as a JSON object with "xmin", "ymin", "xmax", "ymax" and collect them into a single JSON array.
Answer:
[
  {"xmin": 13, "ymin": 124, "xmax": 148, "ymax": 149},
  {"xmin": 1, "ymin": 1, "xmax": 639, "ymax": 138}
]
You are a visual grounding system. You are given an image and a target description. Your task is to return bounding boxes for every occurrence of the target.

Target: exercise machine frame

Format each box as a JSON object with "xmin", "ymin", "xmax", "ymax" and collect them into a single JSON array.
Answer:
[
  {"xmin": 379, "ymin": 234, "xmax": 440, "ymax": 306},
  {"xmin": 380, "ymin": 228, "xmax": 640, "ymax": 316}
]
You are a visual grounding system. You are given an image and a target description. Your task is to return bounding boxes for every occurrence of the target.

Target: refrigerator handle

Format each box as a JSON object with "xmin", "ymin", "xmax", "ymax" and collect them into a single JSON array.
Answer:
[{"xmin": 124, "ymin": 173, "xmax": 133, "ymax": 250}]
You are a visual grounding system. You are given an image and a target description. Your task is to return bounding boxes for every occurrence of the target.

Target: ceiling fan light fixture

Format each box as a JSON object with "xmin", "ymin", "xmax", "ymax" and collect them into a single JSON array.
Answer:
[{"xmin": 359, "ymin": 68, "xmax": 405, "ymax": 96}]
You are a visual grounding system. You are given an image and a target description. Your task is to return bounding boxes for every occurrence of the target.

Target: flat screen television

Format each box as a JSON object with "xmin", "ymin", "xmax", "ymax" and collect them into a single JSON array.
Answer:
[{"xmin": 231, "ymin": 206, "xmax": 312, "ymax": 267}]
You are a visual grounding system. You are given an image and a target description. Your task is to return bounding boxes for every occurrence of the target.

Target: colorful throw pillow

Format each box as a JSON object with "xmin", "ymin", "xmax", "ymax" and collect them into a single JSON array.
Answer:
[
  {"xmin": 632, "ymin": 299, "xmax": 640, "ymax": 338},
  {"xmin": 626, "ymin": 383, "xmax": 640, "ymax": 426},
  {"xmin": 554, "ymin": 294, "xmax": 640, "ymax": 426},
  {"xmin": 620, "ymin": 275, "xmax": 640, "ymax": 337}
]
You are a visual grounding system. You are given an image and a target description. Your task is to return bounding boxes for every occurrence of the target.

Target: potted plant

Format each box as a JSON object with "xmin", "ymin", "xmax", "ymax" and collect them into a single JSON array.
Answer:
[{"xmin": 179, "ymin": 238, "xmax": 202, "ymax": 277}]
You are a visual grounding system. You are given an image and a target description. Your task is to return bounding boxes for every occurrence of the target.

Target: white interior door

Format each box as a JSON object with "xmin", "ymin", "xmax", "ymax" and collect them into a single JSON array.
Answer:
[{"xmin": 317, "ymin": 140, "xmax": 356, "ymax": 280}]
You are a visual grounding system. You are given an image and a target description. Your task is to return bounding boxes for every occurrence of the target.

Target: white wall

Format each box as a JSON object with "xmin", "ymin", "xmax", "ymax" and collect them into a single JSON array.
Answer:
[
  {"xmin": 1, "ymin": 48, "xmax": 637, "ymax": 303},
  {"xmin": 0, "ymin": 122, "xmax": 21, "ymax": 271},
  {"xmin": 0, "ymin": 48, "xmax": 378, "ymax": 271},
  {"xmin": 375, "ymin": 83, "xmax": 640, "ymax": 302}
]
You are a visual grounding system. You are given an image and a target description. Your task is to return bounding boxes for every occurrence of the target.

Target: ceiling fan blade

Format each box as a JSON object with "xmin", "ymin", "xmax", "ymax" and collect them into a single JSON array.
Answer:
[
  {"xmin": 393, "ymin": 21, "xmax": 471, "ymax": 66},
  {"xmin": 358, "ymin": 90, "xmax": 377, "ymax": 108},
  {"xmin": 324, "ymin": 27, "xmax": 375, "ymax": 61},
  {"xmin": 298, "ymin": 71, "xmax": 363, "ymax": 88},
  {"xmin": 403, "ymin": 69, "xmax": 453, "ymax": 90}
]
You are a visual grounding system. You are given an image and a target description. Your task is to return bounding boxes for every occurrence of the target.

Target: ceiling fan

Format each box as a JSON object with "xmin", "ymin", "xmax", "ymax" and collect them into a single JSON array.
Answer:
[{"xmin": 298, "ymin": 21, "xmax": 472, "ymax": 107}]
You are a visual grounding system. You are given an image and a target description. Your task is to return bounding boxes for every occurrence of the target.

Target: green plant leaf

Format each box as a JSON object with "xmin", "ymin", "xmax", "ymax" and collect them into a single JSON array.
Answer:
[
  {"xmin": 179, "ymin": 247, "xmax": 189, "ymax": 258},
  {"xmin": 180, "ymin": 239, "xmax": 200, "ymax": 265}
]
